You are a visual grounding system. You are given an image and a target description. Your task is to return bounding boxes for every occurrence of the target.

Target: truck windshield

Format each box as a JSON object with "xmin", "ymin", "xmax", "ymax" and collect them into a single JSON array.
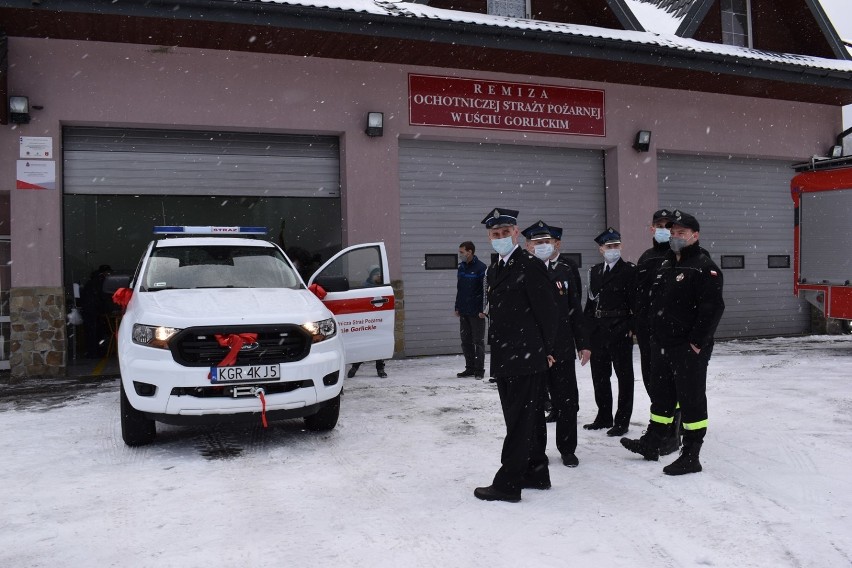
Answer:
[{"xmin": 141, "ymin": 245, "xmax": 302, "ymax": 291}]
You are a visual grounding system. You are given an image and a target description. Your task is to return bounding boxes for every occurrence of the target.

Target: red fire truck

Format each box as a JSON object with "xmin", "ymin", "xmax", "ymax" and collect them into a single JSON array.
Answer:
[{"xmin": 791, "ymin": 148, "xmax": 852, "ymax": 334}]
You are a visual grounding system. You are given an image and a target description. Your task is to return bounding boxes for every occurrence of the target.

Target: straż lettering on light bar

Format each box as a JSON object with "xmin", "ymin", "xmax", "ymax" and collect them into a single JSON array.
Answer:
[{"xmin": 153, "ymin": 226, "xmax": 268, "ymax": 235}]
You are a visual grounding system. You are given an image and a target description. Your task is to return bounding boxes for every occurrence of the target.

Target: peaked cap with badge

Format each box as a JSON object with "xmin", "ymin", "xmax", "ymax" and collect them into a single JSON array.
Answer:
[
  {"xmin": 594, "ymin": 227, "xmax": 622, "ymax": 246},
  {"xmin": 481, "ymin": 208, "xmax": 519, "ymax": 229},
  {"xmin": 521, "ymin": 220, "xmax": 555, "ymax": 241}
]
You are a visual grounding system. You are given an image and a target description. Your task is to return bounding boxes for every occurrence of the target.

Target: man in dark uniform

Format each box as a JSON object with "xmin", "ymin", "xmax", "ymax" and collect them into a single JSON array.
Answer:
[
  {"xmin": 635, "ymin": 208, "xmax": 681, "ymax": 456},
  {"xmin": 455, "ymin": 241, "xmax": 487, "ymax": 378},
  {"xmin": 474, "ymin": 208, "xmax": 558, "ymax": 503},
  {"xmin": 582, "ymin": 228, "xmax": 637, "ymax": 437},
  {"xmin": 621, "ymin": 210, "xmax": 725, "ymax": 475},
  {"xmin": 522, "ymin": 220, "xmax": 590, "ymax": 468}
]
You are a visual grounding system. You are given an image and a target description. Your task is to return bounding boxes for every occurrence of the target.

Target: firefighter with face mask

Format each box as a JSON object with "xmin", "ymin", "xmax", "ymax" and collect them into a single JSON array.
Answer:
[
  {"xmin": 582, "ymin": 228, "xmax": 637, "ymax": 437},
  {"xmin": 621, "ymin": 210, "xmax": 725, "ymax": 475}
]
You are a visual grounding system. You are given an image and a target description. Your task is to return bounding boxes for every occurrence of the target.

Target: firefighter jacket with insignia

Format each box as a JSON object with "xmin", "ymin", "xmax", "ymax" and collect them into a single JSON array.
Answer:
[
  {"xmin": 648, "ymin": 242, "xmax": 725, "ymax": 350},
  {"xmin": 486, "ymin": 247, "xmax": 559, "ymax": 379},
  {"xmin": 583, "ymin": 258, "xmax": 637, "ymax": 341},
  {"xmin": 545, "ymin": 257, "xmax": 588, "ymax": 360}
]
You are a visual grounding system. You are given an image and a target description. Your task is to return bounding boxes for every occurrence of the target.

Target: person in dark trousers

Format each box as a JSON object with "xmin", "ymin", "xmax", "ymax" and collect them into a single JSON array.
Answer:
[
  {"xmin": 81, "ymin": 264, "xmax": 112, "ymax": 358},
  {"xmin": 455, "ymin": 241, "xmax": 487, "ymax": 378},
  {"xmin": 621, "ymin": 210, "xmax": 725, "ymax": 475},
  {"xmin": 347, "ymin": 266, "xmax": 388, "ymax": 378},
  {"xmin": 635, "ymin": 208, "xmax": 681, "ymax": 456},
  {"xmin": 582, "ymin": 228, "xmax": 637, "ymax": 437},
  {"xmin": 474, "ymin": 208, "xmax": 558, "ymax": 503},
  {"xmin": 522, "ymin": 221, "xmax": 590, "ymax": 468}
]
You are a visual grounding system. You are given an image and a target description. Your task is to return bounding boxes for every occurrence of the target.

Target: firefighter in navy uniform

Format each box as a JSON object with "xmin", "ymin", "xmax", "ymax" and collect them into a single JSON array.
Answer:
[
  {"xmin": 582, "ymin": 228, "xmax": 637, "ymax": 437},
  {"xmin": 522, "ymin": 221, "xmax": 590, "ymax": 468},
  {"xmin": 474, "ymin": 208, "xmax": 558, "ymax": 503},
  {"xmin": 635, "ymin": 208, "xmax": 681, "ymax": 456},
  {"xmin": 621, "ymin": 210, "xmax": 724, "ymax": 475}
]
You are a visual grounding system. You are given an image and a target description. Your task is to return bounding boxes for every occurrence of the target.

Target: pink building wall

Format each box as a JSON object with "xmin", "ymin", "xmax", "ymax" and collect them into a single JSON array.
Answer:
[{"xmin": 1, "ymin": 37, "xmax": 840, "ymax": 283}]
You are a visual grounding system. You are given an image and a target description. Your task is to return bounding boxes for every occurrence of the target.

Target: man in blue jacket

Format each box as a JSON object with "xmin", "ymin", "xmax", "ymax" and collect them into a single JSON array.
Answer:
[{"xmin": 455, "ymin": 241, "xmax": 487, "ymax": 378}]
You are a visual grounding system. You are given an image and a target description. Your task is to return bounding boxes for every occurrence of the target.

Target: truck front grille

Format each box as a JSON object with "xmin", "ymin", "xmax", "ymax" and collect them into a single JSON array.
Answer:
[{"xmin": 170, "ymin": 324, "xmax": 310, "ymax": 367}]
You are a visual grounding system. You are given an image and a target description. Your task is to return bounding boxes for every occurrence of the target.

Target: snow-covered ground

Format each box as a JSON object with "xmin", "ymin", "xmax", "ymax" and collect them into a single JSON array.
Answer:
[{"xmin": 1, "ymin": 335, "xmax": 851, "ymax": 567}]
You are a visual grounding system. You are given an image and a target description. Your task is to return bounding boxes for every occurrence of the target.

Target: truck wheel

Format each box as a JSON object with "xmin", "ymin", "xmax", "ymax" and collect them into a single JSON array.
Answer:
[
  {"xmin": 120, "ymin": 382, "xmax": 157, "ymax": 446},
  {"xmin": 304, "ymin": 394, "xmax": 341, "ymax": 431}
]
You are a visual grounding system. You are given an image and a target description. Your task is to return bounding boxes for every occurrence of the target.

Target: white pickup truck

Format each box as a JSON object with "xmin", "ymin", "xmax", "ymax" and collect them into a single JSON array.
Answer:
[{"xmin": 116, "ymin": 226, "xmax": 395, "ymax": 446}]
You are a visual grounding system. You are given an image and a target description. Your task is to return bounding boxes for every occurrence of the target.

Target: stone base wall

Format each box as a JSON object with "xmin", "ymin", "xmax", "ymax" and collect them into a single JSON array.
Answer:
[{"xmin": 9, "ymin": 287, "xmax": 66, "ymax": 379}]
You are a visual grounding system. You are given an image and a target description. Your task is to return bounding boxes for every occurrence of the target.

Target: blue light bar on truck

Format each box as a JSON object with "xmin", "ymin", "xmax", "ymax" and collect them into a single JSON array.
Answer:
[{"xmin": 153, "ymin": 226, "xmax": 268, "ymax": 235}]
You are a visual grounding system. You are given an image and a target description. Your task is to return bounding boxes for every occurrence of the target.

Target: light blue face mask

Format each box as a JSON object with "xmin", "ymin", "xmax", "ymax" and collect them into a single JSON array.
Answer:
[
  {"xmin": 533, "ymin": 243, "xmax": 554, "ymax": 260},
  {"xmin": 603, "ymin": 249, "xmax": 621, "ymax": 264},
  {"xmin": 654, "ymin": 228, "xmax": 671, "ymax": 243},
  {"xmin": 491, "ymin": 236, "xmax": 514, "ymax": 256}
]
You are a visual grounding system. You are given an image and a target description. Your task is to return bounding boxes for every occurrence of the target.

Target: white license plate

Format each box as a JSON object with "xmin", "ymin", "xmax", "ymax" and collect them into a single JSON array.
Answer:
[{"xmin": 209, "ymin": 364, "xmax": 281, "ymax": 383}]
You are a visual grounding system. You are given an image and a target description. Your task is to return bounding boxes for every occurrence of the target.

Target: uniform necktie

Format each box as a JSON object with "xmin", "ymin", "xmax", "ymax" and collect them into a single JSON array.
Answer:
[
  {"xmin": 605, "ymin": 264, "xmax": 610, "ymax": 274},
  {"xmin": 498, "ymin": 259, "xmax": 505, "ymax": 272}
]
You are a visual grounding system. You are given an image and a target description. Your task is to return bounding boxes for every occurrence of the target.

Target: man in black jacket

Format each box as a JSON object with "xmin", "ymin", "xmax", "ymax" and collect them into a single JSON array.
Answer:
[
  {"xmin": 474, "ymin": 208, "xmax": 558, "ymax": 503},
  {"xmin": 455, "ymin": 241, "xmax": 487, "ymax": 378},
  {"xmin": 621, "ymin": 210, "xmax": 725, "ymax": 475},
  {"xmin": 635, "ymin": 209, "xmax": 681, "ymax": 455},
  {"xmin": 583, "ymin": 228, "xmax": 637, "ymax": 437},
  {"xmin": 522, "ymin": 220, "xmax": 590, "ymax": 468}
]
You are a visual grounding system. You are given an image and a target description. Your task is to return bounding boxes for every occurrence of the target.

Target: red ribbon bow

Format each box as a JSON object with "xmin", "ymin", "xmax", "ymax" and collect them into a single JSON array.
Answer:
[{"xmin": 213, "ymin": 333, "xmax": 258, "ymax": 367}]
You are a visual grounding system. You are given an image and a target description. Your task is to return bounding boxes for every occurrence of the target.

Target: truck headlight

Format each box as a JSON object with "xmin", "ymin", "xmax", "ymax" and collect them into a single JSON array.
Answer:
[
  {"xmin": 132, "ymin": 324, "xmax": 182, "ymax": 349},
  {"xmin": 302, "ymin": 318, "xmax": 336, "ymax": 343}
]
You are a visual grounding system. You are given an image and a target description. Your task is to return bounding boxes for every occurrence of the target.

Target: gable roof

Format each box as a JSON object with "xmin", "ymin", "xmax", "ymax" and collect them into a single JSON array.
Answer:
[
  {"xmin": 632, "ymin": 0, "xmax": 849, "ymax": 60},
  {"xmin": 0, "ymin": 0, "xmax": 850, "ymax": 108}
]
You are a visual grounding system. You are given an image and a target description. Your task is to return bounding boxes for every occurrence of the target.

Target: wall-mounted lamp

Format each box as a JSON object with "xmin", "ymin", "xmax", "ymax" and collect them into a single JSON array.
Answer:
[
  {"xmin": 828, "ymin": 144, "xmax": 843, "ymax": 159},
  {"xmin": 9, "ymin": 96, "xmax": 31, "ymax": 124},
  {"xmin": 633, "ymin": 130, "xmax": 651, "ymax": 152},
  {"xmin": 366, "ymin": 112, "xmax": 383, "ymax": 137}
]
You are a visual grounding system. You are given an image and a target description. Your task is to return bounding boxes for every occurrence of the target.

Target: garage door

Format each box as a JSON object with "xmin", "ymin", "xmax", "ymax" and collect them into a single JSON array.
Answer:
[
  {"xmin": 399, "ymin": 139, "xmax": 606, "ymax": 356},
  {"xmin": 63, "ymin": 127, "xmax": 339, "ymax": 197},
  {"xmin": 658, "ymin": 153, "xmax": 808, "ymax": 338}
]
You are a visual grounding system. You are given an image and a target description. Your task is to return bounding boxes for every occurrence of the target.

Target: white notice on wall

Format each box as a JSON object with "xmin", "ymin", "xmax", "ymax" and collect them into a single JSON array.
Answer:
[
  {"xmin": 19, "ymin": 136, "xmax": 53, "ymax": 159},
  {"xmin": 16, "ymin": 160, "xmax": 56, "ymax": 190}
]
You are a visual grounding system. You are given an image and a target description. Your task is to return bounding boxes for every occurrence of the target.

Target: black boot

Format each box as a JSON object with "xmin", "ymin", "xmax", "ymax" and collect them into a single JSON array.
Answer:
[
  {"xmin": 620, "ymin": 424, "xmax": 666, "ymax": 461},
  {"xmin": 347, "ymin": 363, "xmax": 360, "ymax": 378},
  {"xmin": 663, "ymin": 441, "xmax": 702, "ymax": 475},
  {"xmin": 376, "ymin": 360, "xmax": 387, "ymax": 378},
  {"xmin": 658, "ymin": 409, "xmax": 682, "ymax": 456}
]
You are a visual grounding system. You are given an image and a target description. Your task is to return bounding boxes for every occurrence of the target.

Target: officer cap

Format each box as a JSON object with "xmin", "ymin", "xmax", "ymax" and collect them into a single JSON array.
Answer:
[
  {"xmin": 669, "ymin": 210, "xmax": 700, "ymax": 232},
  {"xmin": 548, "ymin": 225, "xmax": 563, "ymax": 240},
  {"xmin": 594, "ymin": 227, "xmax": 621, "ymax": 245},
  {"xmin": 652, "ymin": 209, "xmax": 674, "ymax": 222},
  {"xmin": 481, "ymin": 207, "xmax": 519, "ymax": 228},
  {"xmin": 521, "ymin": 220, "xmax": 553, "ymax": 241}
]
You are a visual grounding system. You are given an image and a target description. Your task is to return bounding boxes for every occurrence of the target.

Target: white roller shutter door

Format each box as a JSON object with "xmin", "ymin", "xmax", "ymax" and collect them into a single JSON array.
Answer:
[
  {"xmin": 657, "ymin": 153, "xmax": 808, "ymax": 338},
  {"xmin": 399, "ymin": 139, "xmax": 605, "ymax": 356},
  {"xmin": 63, "ymin": 127, "xmax": 339, "ymax": 197}
]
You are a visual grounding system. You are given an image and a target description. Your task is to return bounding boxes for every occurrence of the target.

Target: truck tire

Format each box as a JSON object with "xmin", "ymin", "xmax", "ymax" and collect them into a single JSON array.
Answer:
[
  {"xmin": 120, "ymin": 381, "xmax": 157, "ymax": 446},
  {"xmin": 304, "ymin": 394, "xmax": 341, "ymax": 431}
]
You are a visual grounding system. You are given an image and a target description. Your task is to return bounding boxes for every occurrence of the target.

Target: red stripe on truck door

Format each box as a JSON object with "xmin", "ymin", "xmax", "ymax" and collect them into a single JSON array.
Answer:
[{"xmin": 324, "ymin": 296, "xmax": 395, "ymax": 316}]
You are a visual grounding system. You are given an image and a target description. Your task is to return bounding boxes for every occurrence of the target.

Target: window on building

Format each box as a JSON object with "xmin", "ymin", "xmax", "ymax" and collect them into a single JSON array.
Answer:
[
  {"xmin": 487, "ymin": 0, "xmax": 528, "ymax": 18},
  {"xmin": 721, "ymin": 0, "xmax": 751, "ymax": 47}
]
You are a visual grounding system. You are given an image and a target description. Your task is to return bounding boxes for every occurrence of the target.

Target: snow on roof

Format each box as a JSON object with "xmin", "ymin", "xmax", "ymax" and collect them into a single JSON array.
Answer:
[
  {"xmin": 623, "ymin": 0, "xmax": 683, "ymax": 34},
  {"xmin": 254, "ymin": 0, "xmax": 852, "ymax": 73}
]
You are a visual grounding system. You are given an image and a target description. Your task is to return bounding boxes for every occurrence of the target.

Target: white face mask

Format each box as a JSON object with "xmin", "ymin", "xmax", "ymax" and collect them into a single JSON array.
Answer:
[
  {"xmin": 603, "ymin": 249, "xmax": 621, "ymax": 264},
  {"xmin": 491, "ymin": 236, "xmax": 514, "ymax": 256},
  {"xmin": 654, "ymin": 228, "xmax": 671, "ymax": 243},
  {"xmin": 533, "ymin": 243, "xmax": 554, "ymax": 260}
]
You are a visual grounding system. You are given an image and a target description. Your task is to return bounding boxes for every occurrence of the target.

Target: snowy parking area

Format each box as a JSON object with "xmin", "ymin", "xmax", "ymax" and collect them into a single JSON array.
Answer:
[{"xmin": 1, "ymin": 336, "xmax": 851, "ymax": 567}]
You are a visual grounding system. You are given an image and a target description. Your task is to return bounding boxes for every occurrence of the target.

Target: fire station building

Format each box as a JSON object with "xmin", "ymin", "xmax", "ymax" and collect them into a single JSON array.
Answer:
[{"xmin": 1, "ymin": 0, "xmax": 851, "ymax": 378}]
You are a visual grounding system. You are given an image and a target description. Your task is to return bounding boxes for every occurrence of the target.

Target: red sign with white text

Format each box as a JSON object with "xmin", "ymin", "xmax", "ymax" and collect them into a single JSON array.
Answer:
[{"xmin": 409, "ymin": 74, "xmax": 605, "ymax": 136}]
